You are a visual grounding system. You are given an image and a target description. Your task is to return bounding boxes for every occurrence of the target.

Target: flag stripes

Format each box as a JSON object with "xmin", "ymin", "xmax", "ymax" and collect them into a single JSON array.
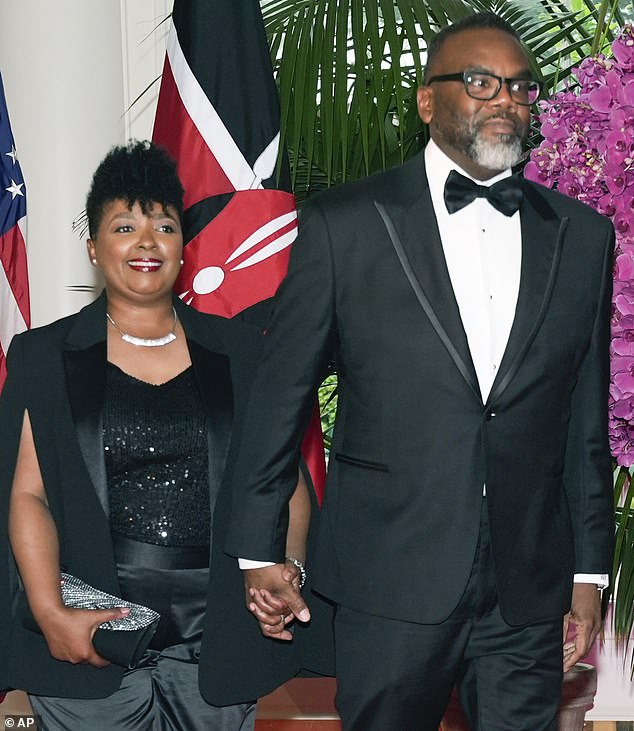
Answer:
[
  {"xmin": 166, "ymin": 28, "xmax": 258, "ymax": 193},
  {"xmin": 153, "ymin": 0, "xmax": 325, "ymax": 500},
  {"xmin": 0, "ymin": 73, "xmax": 30, "ymax": 393}
]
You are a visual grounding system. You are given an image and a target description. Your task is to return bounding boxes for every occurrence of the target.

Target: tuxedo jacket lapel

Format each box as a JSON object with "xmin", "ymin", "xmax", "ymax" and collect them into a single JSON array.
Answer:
[
  {"xmin": 375, "ymin": 156, "xmax": 481, "ymax": 402},
  {"xmin": 487, "ymin": 182, "xmax": 567, "ymax": 405},
  {"xmin": 376, "ymin": 158, "xmax": 568, "ymax": 407}
]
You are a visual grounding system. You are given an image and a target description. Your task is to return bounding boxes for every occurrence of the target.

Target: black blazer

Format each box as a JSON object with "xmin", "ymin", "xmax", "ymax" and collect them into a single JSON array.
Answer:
[
  {"xmin": 226, "ymin": 152, "xmax": 615, "ymax": 627},
  {"xmin": 0, "ymin": 293, "xmax": 329, "ymax": 703}
]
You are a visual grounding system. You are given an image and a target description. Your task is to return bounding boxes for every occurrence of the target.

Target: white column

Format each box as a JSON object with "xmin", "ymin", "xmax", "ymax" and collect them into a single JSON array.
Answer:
[
  {"xmin": 0, "ymin": 1, "xmax": 125, "ymax": 326},
  {"xmin": 120, "ymin": 0, "xmax": 172, "ymax": 142}
]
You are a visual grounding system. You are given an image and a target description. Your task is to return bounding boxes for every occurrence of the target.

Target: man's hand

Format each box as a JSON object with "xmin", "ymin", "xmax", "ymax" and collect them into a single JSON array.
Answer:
[
  {"xmin": 243, "ymin": 563, "xmax": 311, "ymax": 641},
  {"xmin": 563, "ymin": 583, "xmax": 602, "ymax": 672}
]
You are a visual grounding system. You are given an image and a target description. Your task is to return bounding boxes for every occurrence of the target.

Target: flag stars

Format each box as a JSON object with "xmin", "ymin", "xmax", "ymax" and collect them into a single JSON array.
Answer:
[
  {"xmin": 5, "ymin": 179, "xmax": 24, "ymax": 199},
  {"xmin": 5, "ymin": 146, "xmax": 18, "ymax": 165}
]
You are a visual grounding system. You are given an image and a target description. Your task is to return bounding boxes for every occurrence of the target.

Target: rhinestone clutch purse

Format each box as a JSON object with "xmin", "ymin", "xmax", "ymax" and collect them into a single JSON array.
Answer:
[
  {"xmin": 60, "ymin": 573, "xmax": 160, "ymax": 631},
  {"xmin": 22, "ymin": 574, "xmax": 161, "ymax": 668}
]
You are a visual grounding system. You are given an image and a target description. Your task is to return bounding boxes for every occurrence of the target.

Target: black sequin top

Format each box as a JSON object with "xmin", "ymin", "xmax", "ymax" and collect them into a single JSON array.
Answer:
[{"xmin": 103, "ymin": 363, "xmax": 211, "ymax": 547}]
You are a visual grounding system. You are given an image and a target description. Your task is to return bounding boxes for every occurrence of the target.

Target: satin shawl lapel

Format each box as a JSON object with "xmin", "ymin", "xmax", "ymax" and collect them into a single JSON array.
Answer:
[
  {"xmin": 63, "ymin": 295, "xmax": 109, "ymax": 516},
  {"xmin": 486, "ymin": 183, "xmax": 566, "ymax": 406},
  {"xmin": 375, "ymin": 157, "xmax": 481, "ymax": 402},
  {"xmin": 176, "ymin": 300, "xmax": 235, "ymax": 524},
  {"xmin": 187, "ymin": 339, "xmax": 234, "ymax": 519}
]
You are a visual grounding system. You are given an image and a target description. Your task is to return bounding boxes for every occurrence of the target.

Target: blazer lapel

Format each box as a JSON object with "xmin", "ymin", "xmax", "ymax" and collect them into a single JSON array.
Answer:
[
  {"xmin": 188, "ymin": 339, "xmax": 234, "ymax": 515},
  {"xmin": 375, "ymin": 156, "xmax": 481, "ymax": 402},
  {"xmin": 487, "ymin": 183, "xmax": 567, "ymax": 405},
  {"xmin": 63, "ymin": 295, "xmax": 109, "ymax": 516},
  {"xmin": 177, "ymin": 301, "xmax": 235, "ymax": 528}
]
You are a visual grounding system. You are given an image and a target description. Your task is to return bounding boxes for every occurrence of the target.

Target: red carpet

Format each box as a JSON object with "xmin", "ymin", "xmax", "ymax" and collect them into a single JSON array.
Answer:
[{"xmin": 256, "ymin": 678, "xmax": 341, "ymax": 730}]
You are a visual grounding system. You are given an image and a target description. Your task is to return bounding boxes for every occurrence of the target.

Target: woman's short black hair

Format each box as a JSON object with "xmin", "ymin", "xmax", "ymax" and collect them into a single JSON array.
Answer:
[{"xmin": 86, "ymin": 140, "xmax": 185, "ymax": 238}]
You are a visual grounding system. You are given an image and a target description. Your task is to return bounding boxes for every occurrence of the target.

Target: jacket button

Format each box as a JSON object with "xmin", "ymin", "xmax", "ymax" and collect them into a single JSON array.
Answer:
[{"xmin": 485, "ymin": 410, "xmax": 496, "ymax": 420}]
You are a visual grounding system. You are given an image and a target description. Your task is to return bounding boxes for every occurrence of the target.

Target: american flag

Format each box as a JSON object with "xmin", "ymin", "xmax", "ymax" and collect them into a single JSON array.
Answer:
[
  {"xmin": 0, "ymin": 72, "xmax": 30, "ymax": 392},
  {"xmin": 153, "ymin": 0, "xmax": 325, "ymax": 500}
]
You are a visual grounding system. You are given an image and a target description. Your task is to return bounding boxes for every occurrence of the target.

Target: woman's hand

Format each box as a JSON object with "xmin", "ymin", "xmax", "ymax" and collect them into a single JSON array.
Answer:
[
  {"xmin": 36, "ymin": 605, "xmax": 131, "ymax": 668},
  {"xmin": 9, "ymin": 412, "xmax": 127, "ymax": 668}
]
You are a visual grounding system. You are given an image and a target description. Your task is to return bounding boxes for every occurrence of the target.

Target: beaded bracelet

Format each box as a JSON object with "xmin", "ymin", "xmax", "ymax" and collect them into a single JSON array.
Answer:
[{"xmin": 285, "ymin": 556, "xmax": 306, "ymax": 590}]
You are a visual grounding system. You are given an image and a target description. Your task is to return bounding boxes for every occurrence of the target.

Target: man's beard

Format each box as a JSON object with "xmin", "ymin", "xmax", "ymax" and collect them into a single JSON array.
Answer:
[
  {"xmin": 467, "ymin": 133, "xmax": 523, "ymax": 171},
  {"xmin": 442, "ymin": 110, "xmax": 525, "ymax": 172}
]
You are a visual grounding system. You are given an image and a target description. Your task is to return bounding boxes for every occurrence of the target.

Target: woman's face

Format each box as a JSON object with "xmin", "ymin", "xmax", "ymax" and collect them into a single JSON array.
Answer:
[{"xmin": 87, "ymin": 199, "xmax": 183, "ymax": 307}]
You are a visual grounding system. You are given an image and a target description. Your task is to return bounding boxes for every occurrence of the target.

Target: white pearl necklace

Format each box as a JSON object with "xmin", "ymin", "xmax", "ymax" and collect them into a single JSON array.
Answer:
[{"xmin": 106, "ymin": 307, "xmax": 177, "ymax": 347}]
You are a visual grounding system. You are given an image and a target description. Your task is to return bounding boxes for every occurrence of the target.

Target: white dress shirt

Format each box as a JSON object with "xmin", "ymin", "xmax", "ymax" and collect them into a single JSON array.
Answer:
[
  {"xmin": 240, "ymin": 143, "xmax": 607, "ymax": 588},
  {"xmin": 425, "ymin": 140, "xmax": 521, "ymax": 403}
]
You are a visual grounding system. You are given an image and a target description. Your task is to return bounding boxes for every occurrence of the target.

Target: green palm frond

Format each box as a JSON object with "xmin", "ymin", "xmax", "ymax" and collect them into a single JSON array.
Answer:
[
  {"xmin": 612, "ymin": 466, "xmax": 634, "ymax": 673},
  {"xmin": 262, "ymin": 0, "xmax": 624, "ymax": 198}
]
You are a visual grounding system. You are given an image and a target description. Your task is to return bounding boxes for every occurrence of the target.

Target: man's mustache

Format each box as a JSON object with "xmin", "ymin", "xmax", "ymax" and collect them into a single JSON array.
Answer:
[{"xmin": 476, "ymin": 113, "xmax": 524, "ymax": 137}]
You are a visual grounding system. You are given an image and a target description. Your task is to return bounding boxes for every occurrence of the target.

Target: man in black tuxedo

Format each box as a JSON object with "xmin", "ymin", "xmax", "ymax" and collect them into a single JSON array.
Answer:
[{"xmin": 226, "ymin": 12, "xmax": 614, "ymax": 730}]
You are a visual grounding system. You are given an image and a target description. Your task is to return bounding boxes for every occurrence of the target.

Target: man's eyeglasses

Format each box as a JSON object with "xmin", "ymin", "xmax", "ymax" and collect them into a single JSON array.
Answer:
[{"xmin": 426, "ymin": 70, "xmax": 541, "ymax": 106}]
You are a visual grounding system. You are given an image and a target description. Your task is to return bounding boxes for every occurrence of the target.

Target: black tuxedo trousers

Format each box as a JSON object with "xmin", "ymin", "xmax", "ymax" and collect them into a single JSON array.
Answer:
[{"xmin": 333, "ymin": 502, "xmax": 562, "ymax": 730}]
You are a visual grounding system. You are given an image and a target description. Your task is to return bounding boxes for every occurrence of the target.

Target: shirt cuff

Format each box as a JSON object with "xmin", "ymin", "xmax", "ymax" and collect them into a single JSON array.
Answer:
[
  {"xmin": 573, "ymin": 573, "xmax": 609, "ymax": 588},
  {"xmin": 238, "ymin": 558, "xmax": 276, "ymax": 570}
]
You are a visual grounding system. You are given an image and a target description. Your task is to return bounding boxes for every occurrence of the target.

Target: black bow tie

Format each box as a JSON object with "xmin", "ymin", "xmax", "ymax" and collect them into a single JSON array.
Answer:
[{"xmin": 444, "ymin": 169, "xmax": 523, "ymax": 217}]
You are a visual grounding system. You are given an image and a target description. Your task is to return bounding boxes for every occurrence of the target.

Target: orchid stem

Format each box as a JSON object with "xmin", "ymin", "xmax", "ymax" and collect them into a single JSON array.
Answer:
[{"xmin": 590, "ymin": 0, "xmax": 614, "ymax": 56}]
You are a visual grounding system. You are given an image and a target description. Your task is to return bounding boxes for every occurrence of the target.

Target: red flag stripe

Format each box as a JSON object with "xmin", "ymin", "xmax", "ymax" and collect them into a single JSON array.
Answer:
[
  {"xmin": 0, "ymin": 348, "xmax": 7, "ymax": 389},
  {"xmin": 175, "ymin": 189, "xmax": 295, "ymax": 318},
  {"xmin": 303, "ymin": 402, "xmax": 327, "ymax": 501},
  {"xmin": 153, "ymin": 0, "xmax": 326, "ymax": 502},
  {"xmin": 154, "ymin": 61, "xmax": 234, "ymax": 207},
  {"xmin": 165, "ymin": 25, "xmax": 260, "ymax": 193},
  {"xmin": 0, "ymin": 220, "xmax": 29, "ymax": 361}
]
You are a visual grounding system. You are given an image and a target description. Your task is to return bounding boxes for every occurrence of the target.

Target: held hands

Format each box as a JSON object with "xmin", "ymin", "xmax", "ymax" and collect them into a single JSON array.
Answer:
[
  {"xmin": 244, "ymin": 562, "xmax": 311, "ymax": 641},
  {"xmin": 37, "ymin": 605, "xmax": 131, "ymax": 668},
  {"xmin": 563, "ymin": 583, "xmax": 602, "ymax": 672}
]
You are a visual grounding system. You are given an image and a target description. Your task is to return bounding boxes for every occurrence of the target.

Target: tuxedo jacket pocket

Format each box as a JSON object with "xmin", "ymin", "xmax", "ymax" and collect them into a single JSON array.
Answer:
[{"xmin": 334, "ymin": 452, "xmax": 389, "ymax": 472}]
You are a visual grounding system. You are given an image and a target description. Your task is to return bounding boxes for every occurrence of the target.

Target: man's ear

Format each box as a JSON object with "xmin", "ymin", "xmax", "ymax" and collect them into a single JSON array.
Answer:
[{"xmin": 417, "ymin": 84, "xmax": 434, "ymax": 125}]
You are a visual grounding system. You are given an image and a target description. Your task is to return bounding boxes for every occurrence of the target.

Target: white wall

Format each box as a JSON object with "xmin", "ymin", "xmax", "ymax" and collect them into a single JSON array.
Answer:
[
  {"xmin": 0, "ymin": 0, "xmax": 171, "ymax": 328},
  {"xmin": 120, "ymin": 0, "xmax": 172, "ymax": 143}
]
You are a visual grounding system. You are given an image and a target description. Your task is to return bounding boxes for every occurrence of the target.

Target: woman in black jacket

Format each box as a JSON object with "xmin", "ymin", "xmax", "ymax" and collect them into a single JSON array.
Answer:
[{"xmin": 0, "ymin": 141, "xmax": 317, "ymax": 730}]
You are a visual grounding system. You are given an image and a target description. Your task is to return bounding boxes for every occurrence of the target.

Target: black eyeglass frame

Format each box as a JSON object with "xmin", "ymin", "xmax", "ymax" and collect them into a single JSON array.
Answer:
[{"xmin": 426, "ymin": 70, "xmax": 541, "ymax": 106}]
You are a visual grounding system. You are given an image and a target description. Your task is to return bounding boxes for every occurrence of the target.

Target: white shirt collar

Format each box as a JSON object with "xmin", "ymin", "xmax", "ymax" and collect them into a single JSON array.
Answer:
[{"xmin": 424, "ymin": 139, "xmax": 511, "ymax": 206}]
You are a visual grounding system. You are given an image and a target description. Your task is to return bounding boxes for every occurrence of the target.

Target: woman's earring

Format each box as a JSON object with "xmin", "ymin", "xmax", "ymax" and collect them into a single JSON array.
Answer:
[
  {"xmin": 91, "ymin": 258, "xmax": 98, "ymax": 265},
  {"xmin": 180, "ymin": 259, "xmax": 184, "ymax": 266}
]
